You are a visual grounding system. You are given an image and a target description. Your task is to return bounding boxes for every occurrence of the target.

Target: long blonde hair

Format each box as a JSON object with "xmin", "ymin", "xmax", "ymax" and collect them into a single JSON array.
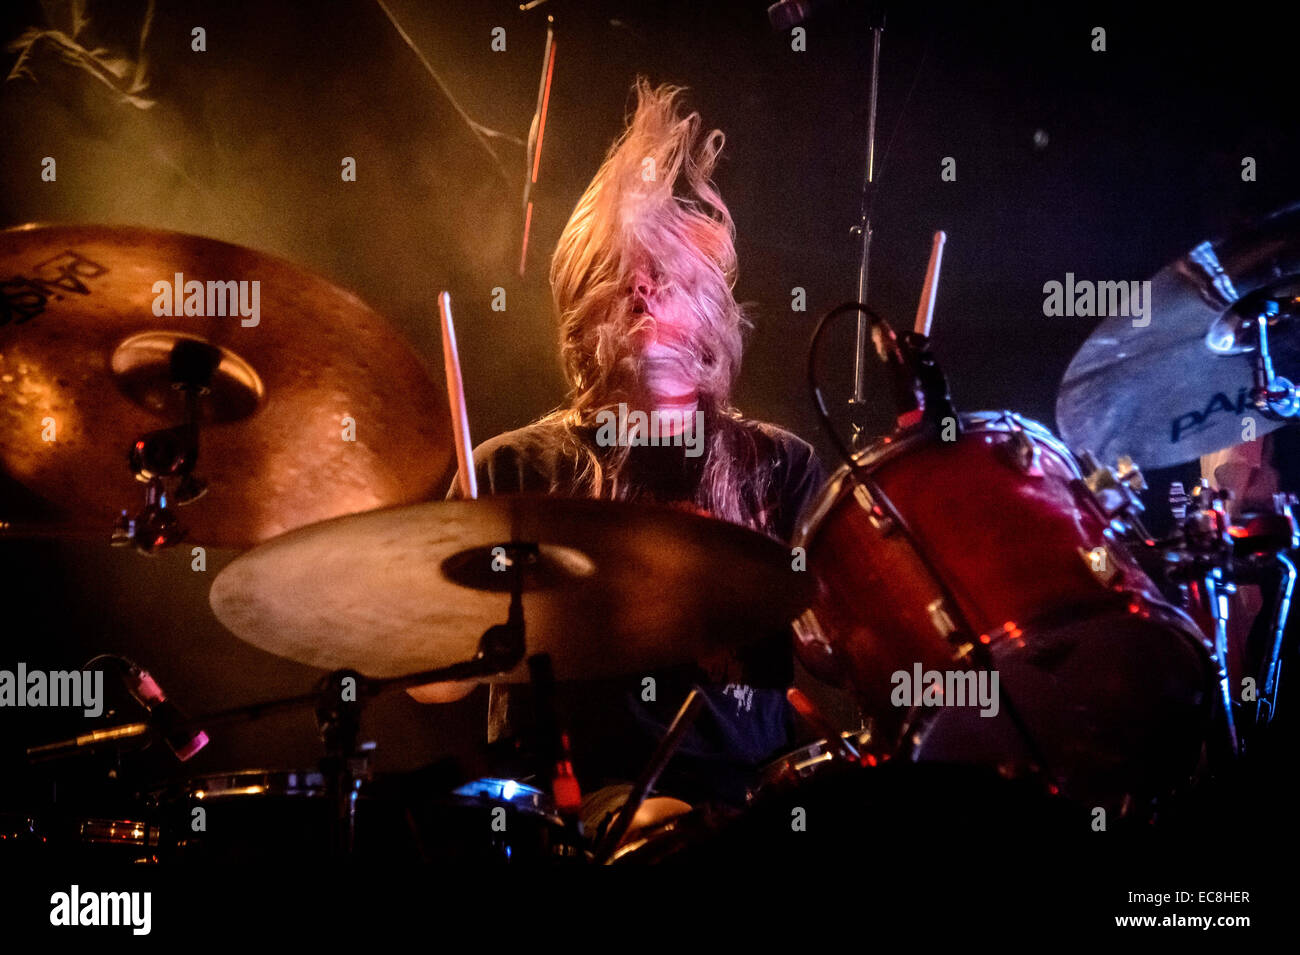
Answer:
[{"xmin": 540, "ymin": 78, "xmax": 774, "ymax": 530}]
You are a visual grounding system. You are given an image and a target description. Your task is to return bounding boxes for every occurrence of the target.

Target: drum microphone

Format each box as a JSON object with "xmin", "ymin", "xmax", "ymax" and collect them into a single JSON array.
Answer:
[
  {"xmin": 26, "ymin": 721, "xmax": 152, "ymax": 762},
  {"xmin": 120, "ymin": 660, "xmax": 210, "ymax": 762},
  {"xmin": 767, "ymin": 0, "xmax": 864, "ymax": 31},
  {"xmin": 25, "ymin": 658, "xmax": 209, "ymax": 763}
]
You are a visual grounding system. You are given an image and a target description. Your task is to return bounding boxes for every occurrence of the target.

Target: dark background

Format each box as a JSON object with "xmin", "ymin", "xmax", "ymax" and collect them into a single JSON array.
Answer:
[{"xmin": 1, "ymin": 0, "xmax": 1296, "ymax": 793}]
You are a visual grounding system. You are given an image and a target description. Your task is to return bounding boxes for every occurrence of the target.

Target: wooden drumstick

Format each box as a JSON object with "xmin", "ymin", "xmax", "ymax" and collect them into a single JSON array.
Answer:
[
  {"xmin": 438, "ymin": 291, "xmax": 477, "ymax": 500},
  {"xmin": 913, "ymin": 230, "xmax": 947, "ymax": 337}
]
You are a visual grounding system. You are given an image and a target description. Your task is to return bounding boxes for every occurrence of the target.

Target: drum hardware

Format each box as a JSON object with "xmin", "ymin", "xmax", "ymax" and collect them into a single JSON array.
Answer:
[
  {"xmin": 791, "ymin": 608, "xmax": 834, "ymax": 662},
  {"xmin": 1259, "ymin": 552, "xmax": 1295, "ymax": 726},
  {"xmin": 0, "ymin": 224, "xmax": 454, "ymax": 548},
  {"xmin": 25, "ymin": 654, "xmax": 209, "ymax": 764},
  {"xmin": 1057, "ymin": 202, "xmax": 1300, "ymax": 468},
  {"xmin": 1078, "ymin": 544, "xmax": 1123, "ymax": 586},
  {"xmin": 78, "ymin": 819, "xmax": 159, "ymax": 850},
  {"xmin": 1002, "ymin": 424, "xmax": 1044, "ymax": 476},
  {"xmin": 1158, "ymin": 484, "xmax": 1299, "ymax": 749},
  {"xmin": 806, "ymin": 220, "xmax": 1217, "ymax": 812},
  {"xmin": 1079, "ymin": 452, "xmax": 1147, "ymax": 522},
  {"xmin": 852, "ymin": 481, "xmax": 894, "ymax": 534},
  {"xmin": 1160, "ymin": 481, "xmax": 1243, "ymax": 756},
  {"xmin": 752, "ymin": 726, "xmax": 879, "ymax": 801},
  {"xmin": 1245, "ymin": 301, "xmax": 1300, "ymax": 420},
  {"xmin": 785, "ymin": 687, "xmax": 871, "ymax": 765},
  {"xmin": 594, "ymin": 688, "xmax": 706, "ymax": 864},
  {"xmin": 807, "ymin": 300, "xmax": 1057, "ymax": 783},
  {"xmin": 110, "ymin": 338, "xmax": 223, "ymax": 553},
  {"xmin": 525, "ymin": 651, "xmax": 587, "ymax": 855},
  {"xmin": 27, "ymin": 557, "xmax": 533, "ymax": 857},
  {"xmin": 845, "ymin": 8, "xmax": 887, "ymax": 430},
  {"xmin": 925, "ymin": 598, "xmax": 958, "ymax": 642}
]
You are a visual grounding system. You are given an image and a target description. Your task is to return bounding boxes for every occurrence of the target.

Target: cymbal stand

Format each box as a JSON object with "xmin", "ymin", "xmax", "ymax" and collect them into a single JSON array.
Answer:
[
  {"xmin": 113, "ymin": 338, "xmax": 219, "ymax": 553},
  {"xmin": 1159, "ymin": 483, "xmax": 1299, "ymax": 754}
]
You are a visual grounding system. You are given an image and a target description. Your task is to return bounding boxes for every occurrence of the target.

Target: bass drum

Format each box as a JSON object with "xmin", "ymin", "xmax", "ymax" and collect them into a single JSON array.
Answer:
[{"xmin": 792, "ymin": 412, "xmax": 1216, "ymax": 817}]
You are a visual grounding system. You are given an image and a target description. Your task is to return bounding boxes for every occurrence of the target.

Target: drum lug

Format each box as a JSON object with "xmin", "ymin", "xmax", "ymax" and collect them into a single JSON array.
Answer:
[
  {"xmin": 926, "ymin": 598, "xmax": 958, "ymax": 641},
  {"xmin": 1081, "ymin": 452, "xmax": 1147, "ymax": 520},
  {"xmin": 1079, "ymin": 544, "xmax": 1122, "ymax": 586},
  {"xmin": 1002, "ymin": 428, "xmax": 1044, "ymax": 476},
  {"xmin": 853, "ymin": 482, "xmax": 895, "ymax": 534},
  {"xmin": 792, "ymin": 608, "xmax": 834, "ymax": 657}
]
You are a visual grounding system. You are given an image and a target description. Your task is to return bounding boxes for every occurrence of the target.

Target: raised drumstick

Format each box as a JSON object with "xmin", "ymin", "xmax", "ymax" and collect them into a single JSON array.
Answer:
[
  {"xmin": 914, "ymin": 230, "xmax": 947, "ymax": 337},
  {"xmin": 438, "ymin": 291, "xmax": 477, "ymax": 500}
]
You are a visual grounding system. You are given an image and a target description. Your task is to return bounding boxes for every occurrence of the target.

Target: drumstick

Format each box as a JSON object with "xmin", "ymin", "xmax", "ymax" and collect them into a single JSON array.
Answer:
[
  {"xmin": 913, "ymin": 230, "xmax": 947, "ymax": 337},
  {"xmin": 438, "ymin": 291, "xmax": 477, "ymax": 500}
]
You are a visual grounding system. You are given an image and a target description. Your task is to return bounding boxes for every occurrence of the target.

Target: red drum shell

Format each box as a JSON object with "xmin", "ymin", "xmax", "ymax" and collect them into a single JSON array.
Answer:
[{"xmin": 793, "ymin": 413, "xmax": 1212, "ymax": 757}]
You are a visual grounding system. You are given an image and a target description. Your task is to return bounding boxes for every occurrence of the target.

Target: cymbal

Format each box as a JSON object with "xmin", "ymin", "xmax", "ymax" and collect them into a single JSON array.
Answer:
[
  {"xmin": 1056, "ymin": 203, "xmax": 1300, "ymax": 468},
  {"xmin": 0, "ymin": 224, "xmax": 452, "ymax": 546},
  {"xmin": 208, "ymin": 496, "xmax": 813, "ymax": 681}
]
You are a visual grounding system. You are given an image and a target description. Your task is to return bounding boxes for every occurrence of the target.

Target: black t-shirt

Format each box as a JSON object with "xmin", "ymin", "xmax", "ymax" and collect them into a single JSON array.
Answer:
[{"xmin": 450, "ymin": 415, "xmax": 826, "ymax": 805}]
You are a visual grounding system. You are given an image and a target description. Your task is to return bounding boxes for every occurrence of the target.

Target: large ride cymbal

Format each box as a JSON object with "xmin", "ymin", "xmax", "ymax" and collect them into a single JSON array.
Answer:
[
  {"xmin": 208, "ymin": 496, "xmax": 813, "ymax": 681},
  {"xmin": 0, "ymin": 224, "xmax": 452, "ymax": 546},
  {"xmin": 1056, "ymin": 203, "xmax": 1300, "ymax": 469}
]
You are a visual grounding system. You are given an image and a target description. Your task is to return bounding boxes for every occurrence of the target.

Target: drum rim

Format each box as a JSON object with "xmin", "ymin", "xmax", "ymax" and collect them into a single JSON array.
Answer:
[
  {"xmin": 149, "ymin": 768, "xmax": 328, "ymax": 801},
  {"xmin": 792, "ymin": 411, "xmax": 1081, "ymax": 547},
  {"xmin": 753, "ymin": 729, "xmax": 875, "ymax": 795},
  {"xmin": 449, "ymin": 777, "xmax": 564, "ymax": 823}
]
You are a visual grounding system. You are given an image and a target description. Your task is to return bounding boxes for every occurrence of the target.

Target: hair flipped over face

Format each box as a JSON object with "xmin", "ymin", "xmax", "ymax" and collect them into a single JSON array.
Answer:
[
  {"xmin": 540, "ymin": 78, "xmax": 773, "ymax": 530},
  {"xmin": 550, "ymin": 77, "xmax": 745, "ymax": 409}
]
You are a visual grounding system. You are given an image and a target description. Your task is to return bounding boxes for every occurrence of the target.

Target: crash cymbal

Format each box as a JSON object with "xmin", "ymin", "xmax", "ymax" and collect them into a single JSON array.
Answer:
[
  {"xmin": 1056, "ymin": 203, "xmax": 1300, "ymax": 469},
  {"xmin": 0, "ymin": 223, "xmax": 452, "ymax": 546},
  {"xmin": 209, "ymin": 496, "xmax": 813, "ymax": 681}
]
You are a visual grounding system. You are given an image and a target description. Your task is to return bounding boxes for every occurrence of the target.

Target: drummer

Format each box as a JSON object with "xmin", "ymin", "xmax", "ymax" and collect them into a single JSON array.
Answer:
[{"xmin": 413, "ymin": 78, "xmax": 825, "ymax": 816}]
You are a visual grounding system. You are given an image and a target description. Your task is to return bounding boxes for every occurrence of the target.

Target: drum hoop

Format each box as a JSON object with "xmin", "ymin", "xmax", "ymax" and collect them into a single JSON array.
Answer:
[
  {"xmin": 152, "ymin": 769, "xmax": 328, "ymax": 802},
  {"xmin": 449, "ymin": 777, "xmax": 563, "ymax": 823},
  {"xmin": 793, "ymin": 412, "xmax": 1080, "ymax": 547}
]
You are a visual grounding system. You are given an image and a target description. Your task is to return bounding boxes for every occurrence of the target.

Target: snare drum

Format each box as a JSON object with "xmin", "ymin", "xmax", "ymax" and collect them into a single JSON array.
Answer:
[
  {"xmin": 793, "ymin": 412, "xmax": 1215, "ymax": 814},
  {"xmin": 147, "ymin": 768, "xmax": 411, "ymax": 862}
]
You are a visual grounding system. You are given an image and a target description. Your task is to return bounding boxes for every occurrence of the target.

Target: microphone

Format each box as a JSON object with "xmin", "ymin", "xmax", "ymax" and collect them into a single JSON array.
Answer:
[
  {"xmin": 767, "ymin": 0, "xmax": 831, "ymax": 31},
  {"xmin": 26, "ymin": 722, "xmax": 151, "ymax": 762},
  {"xmin": 120, "ymin": 660, "xmax": 209, "ymax": 762},
  {"xmin": 769, "ymin": 0, "xmax": 876, "ymax": 31}
]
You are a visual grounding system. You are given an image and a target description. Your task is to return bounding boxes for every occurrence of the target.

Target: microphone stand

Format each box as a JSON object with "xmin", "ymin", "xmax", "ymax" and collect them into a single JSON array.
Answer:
[
  {"xmin": 26, "ymin": 553, "xmax": 533, "ymax": 857},
  {"xmin": 849, "ymin": 10, "xmax": 887, "ymax": 445}
]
